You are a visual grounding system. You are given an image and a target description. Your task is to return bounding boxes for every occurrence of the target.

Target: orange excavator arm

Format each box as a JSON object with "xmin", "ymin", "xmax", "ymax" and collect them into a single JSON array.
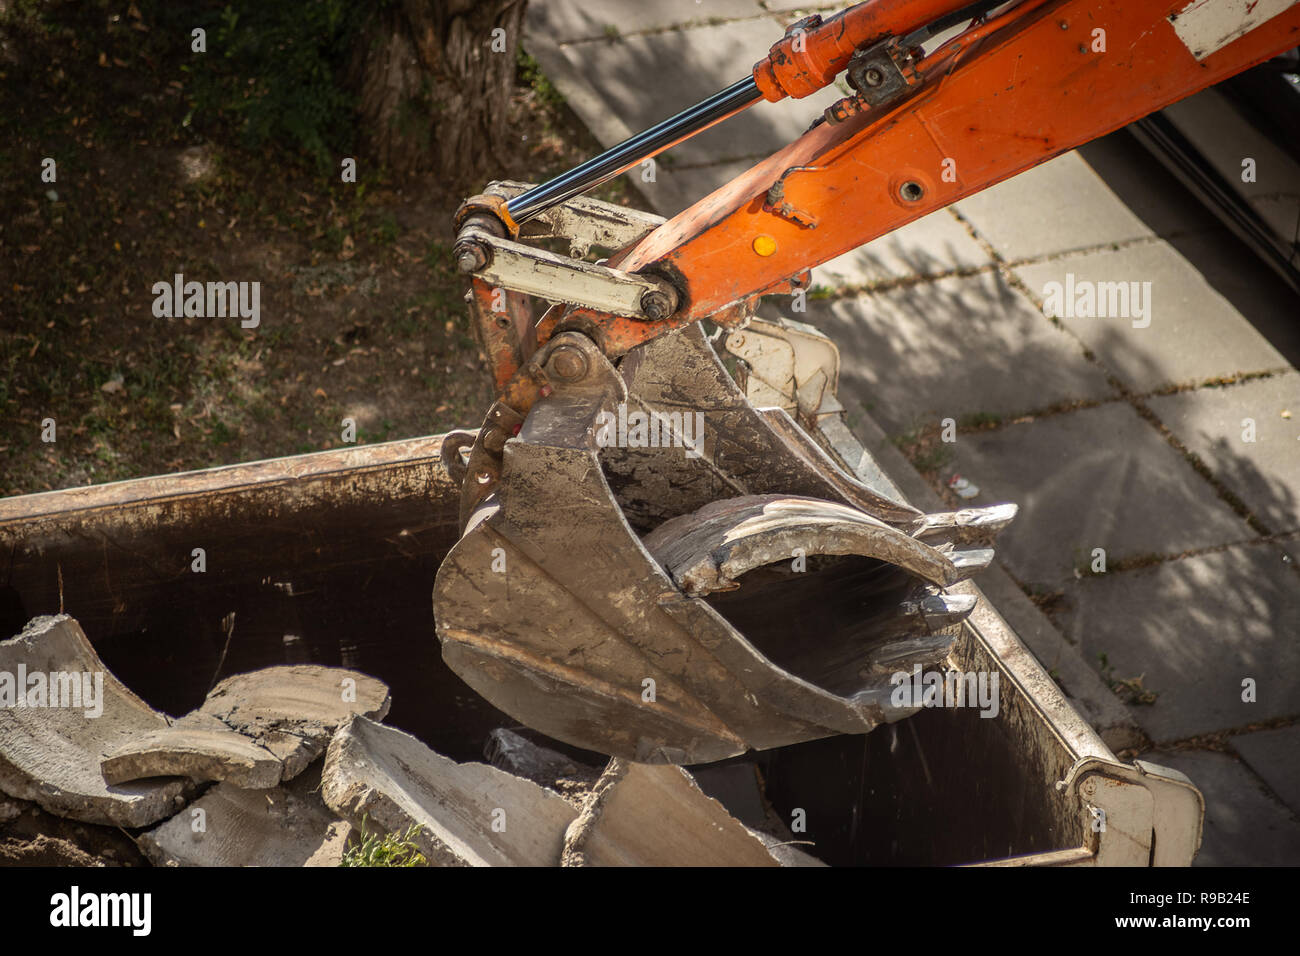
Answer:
[
  {"xmin": 619, "ymin": 0, "xmax": 1300, "ymax": 325},
  {"xmin": 451, "ymin": 0, "xmax": 1299, "ymax": 516},
  {"xmin": 589, "ymin": 0, "xmax": 1300, "ymax": 347},
  {"xmin": 434, "ymin": 0, "xmax": 1299, "ymax": 764}
]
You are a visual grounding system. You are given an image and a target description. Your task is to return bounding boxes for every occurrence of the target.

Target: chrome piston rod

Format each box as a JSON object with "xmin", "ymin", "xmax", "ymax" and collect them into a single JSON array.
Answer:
[{"xmin": 506, "ymin": 76, "xmax": 763, "ymax": 225}]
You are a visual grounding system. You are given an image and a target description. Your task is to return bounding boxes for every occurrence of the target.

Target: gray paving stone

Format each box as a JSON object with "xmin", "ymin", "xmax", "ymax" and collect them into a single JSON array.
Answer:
[
  {"xmin": 953, "ymin": 151, "xmax": 1159, "ymax": 261},
  {"xmin": 1148, "ymin": 373, "xmax": 1300, "ymax": 535},
  {"xmin": 1071, "ymin": 131, "xmax": 1231, "ymax": 238},
  {"xmin": 1014, "ymin": 243, "xmax": 1289, "ymax": 392},
  {"xmin": 527, "ymin": 0, "xmax": 766, "ymax": 44},
  {"xmin": 1155, "ymin": 227, "xmax": 1300, "ymax": 359},
  {"xmin": 1061, "ymin": 544, "xmax": 1300, "ymax": 742},
  {"xmin": 949, "ymin": 403, "xmax": 1249, "ymax": 587},
  {"xmin": 808, "ymin": 209, "xmax": 990, "ymax": 286},
  {"xmin": 1230, "ymin": 725, "xmax": 1300, "ymax": 817},
  {"xmin": 781, "ymin": 271, "xmax": 1113, "ymax": 435},
  {"xmin": 1138, "ymin": 749, "xmax": 1300, "ymax": 866},
  {"xmin": 530, "ymin": 19, "xmax": 845, "ymax": 167}
]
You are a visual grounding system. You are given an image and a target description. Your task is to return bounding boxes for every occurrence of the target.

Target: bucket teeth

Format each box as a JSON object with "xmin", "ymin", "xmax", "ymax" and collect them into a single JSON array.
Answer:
[
  {"xmin": 912, "ymin": 591, "xmax": 979, "ymax": 630},
  {"xmin": 857, "ymin": 631, "xmax": 958, "ymax": 678},
  {"xmin": 911, "ymin": 503, "xmax": 1018, "ymax": 547},
  {"xmin": 434, "ymin": 323, "xmax": 1017, "ymax": 763},
  {"xmin": 947, "ymin": 548, "xmax": 997, "ymax": 576}
]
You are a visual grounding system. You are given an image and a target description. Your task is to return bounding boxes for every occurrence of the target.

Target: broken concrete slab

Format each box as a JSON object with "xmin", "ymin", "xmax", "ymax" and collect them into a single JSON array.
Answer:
[
  {"xmin": 689, "ymin": 762, "xmax": 769, "ymax": 830},
  {"xmin": 0, "ymin": 615, "xmax": 188, "ymax": 827},
  {"xmin": 322, "ymin": 716, "xmax": 577, "ymax": 867},
  {"xmin": 562, "ymin": 759, "xmax": 781, "ymax": 867},
  {"xmin": 690, "ymin": 762, "xmax": 826, "ymax": 866},
  {"xmin": 101, "ymin": 711, "xmax": 282, "ymax": 790},
  {"xmin": 483, "ymin": 728, "xmax": 602, "ymax": 806},
  {"xmin": 750, "ymin": 830, "xmax": 827, "ymax": 867},
  {"xmin": 200, "ymin": 665, "xmax": 390, "ymax": 782},
  {"xmin": 140, "ymin": 765, "xmax": 351, "ymax": 867}
]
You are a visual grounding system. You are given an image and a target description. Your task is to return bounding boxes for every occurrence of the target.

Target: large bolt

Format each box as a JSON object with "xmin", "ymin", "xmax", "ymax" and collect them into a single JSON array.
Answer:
[
  {"xmin": 640, "ymin": 289, "xmax": 676, "ymax": 320},
  {"xmin": 547, "ymin": 344, "xmax": 589, "ymax": 382},
  {"xmin": 455, "ymin": 241, "xmax": 490, "ymax": 274},
  {"xmin": 864, "ymin": 67, "xmax": 884, "ymax": 87}
]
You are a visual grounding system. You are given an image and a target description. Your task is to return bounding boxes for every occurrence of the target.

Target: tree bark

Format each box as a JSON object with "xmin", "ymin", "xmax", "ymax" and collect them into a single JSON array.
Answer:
[{"xmin": 351, "ymin": 0, "xmax": 527, "ymax": 183}]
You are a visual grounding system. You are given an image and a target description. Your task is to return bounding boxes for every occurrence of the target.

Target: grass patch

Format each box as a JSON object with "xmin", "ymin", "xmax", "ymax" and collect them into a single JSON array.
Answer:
[{"xmin": 339, "ymin": 818, "xmax": 427, "ymax": 868}]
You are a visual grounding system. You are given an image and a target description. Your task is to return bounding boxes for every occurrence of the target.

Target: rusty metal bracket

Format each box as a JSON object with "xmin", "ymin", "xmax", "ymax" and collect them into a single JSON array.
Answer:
[
  {"xmin": 454, "ymin": 181, "xmax": 679, "ymax": 322},
  {"xmin": 846, "ymin": 38, "xmax": 920, "ymax": 109},
  {"xmin": 763, "ymin": 166, "xmax": 824, "ymax": 229}
]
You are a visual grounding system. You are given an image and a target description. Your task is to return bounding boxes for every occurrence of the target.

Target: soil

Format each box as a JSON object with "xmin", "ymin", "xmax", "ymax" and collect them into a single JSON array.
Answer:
[
  {"xmin": 0, "ymin": 0, "xmax": 637, "ymax": 496},
  {"xmin": 0, "ymin": 796, "xmax": 148, "ymax": 867}
]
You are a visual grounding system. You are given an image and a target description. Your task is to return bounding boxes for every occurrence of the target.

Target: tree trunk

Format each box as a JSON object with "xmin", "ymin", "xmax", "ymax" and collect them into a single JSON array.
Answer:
[{"xmin": 351, "ymin": 0, "xmax": 527, "ymax": 183}]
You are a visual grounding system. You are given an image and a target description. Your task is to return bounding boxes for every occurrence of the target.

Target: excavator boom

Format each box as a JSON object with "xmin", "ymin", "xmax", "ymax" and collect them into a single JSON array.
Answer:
[{"xmin": 434, "ymin": 0, "xmax": 1299, "ymax": 762}]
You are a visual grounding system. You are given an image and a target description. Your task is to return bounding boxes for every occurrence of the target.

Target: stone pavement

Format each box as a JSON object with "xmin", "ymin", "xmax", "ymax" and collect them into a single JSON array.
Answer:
[{"xmin": 523, "ymin": 0, "xmax": 1300, "ymax": 865}]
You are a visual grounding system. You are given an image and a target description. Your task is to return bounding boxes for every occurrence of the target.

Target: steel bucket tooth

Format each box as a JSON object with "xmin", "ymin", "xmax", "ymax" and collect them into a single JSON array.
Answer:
[{"xmin": 433, "ymin": 330, "xmax": 1017, "ymax": 764}]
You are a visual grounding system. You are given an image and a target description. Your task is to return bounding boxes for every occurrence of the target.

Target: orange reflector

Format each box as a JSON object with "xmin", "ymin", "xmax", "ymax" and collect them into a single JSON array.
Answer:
[{"xmin": 752, "ymin": 235, "xmax": 777, "ymax": 256}]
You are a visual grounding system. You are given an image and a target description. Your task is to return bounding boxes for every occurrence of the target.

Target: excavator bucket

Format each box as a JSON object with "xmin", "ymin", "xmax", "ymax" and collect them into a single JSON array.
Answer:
[{"xmin": 433, "ymin": 320, "xmax": 1016, "ymax": 763}]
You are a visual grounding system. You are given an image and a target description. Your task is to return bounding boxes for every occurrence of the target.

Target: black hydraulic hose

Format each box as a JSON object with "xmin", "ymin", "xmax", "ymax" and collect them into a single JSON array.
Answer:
[{"xmin": 506, "ymin": 77, "xmax": 762, "ymax": 225}]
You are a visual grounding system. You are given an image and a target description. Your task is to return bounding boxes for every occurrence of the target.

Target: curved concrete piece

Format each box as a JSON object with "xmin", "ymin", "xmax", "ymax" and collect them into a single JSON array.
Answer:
[
  {"xmin": 322, "ymin": 716, "xmax": 577, "ymax": 867},
  {"xmin": 200, "ymin": 665, "xmax": 391, "ymax": 781},
  {"xmin": 0, "ymin": 616, "xmax": 188, "ymax": 827},
  {"xmin": 101, "ymin": 712, "xmax": 282, "ymax": 790}
]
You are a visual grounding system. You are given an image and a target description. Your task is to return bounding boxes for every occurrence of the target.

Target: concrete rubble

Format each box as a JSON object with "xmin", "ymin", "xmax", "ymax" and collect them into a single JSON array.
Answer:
[
  {"xmin": 483, "ymin": 727, "xmax": 603, "ymax": 806},
  {"xmin": 562, "ymin": 759, "xmax": 783, "ymax": 867},
  {"xmin": 0, "ymin": 615, "xmax": 189, "ymax": 827},
  {"xmin": 198, "ymin": 665, "xmax": 391, "ymax": 780},
  {"xmin": 102, "ymin": 712, "xmax": 283, "ymax": 790},
  {"xmin": 103, "ymin": 665, "xmax": 391, "ymax": 787},
  {"xmin": 140, "ymin": 765, "xmax": 351, "ymax": 867},
  {"xmin": 321, "ymin": 715, "xmax": 578, "ymax": 866},
  {"xmin": 1, "ymin": 614, "xmax": 825, "ymax": 866}
]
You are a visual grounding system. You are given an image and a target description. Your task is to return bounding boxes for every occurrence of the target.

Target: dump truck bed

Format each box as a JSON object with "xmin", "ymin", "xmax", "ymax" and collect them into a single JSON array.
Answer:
[{"xmin": 0, "ymin": 432, "xmax": 1201, "ymax": 865}]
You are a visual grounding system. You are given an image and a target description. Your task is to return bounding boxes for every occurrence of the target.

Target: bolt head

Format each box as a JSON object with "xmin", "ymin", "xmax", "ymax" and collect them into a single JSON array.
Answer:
[
  {"xmin": 456, "ymin": 242, "xmax": 488, "ymax": 274},
  {"xmin": 864, "ymin": 67, "xmax": 884, "ymax": 86},
  {"xmin": 548, "ymin": 345, "xmax": 588, "ymax": 382},
  {"xmin": 640, "ymin": 289, "xmax": 675, "ymax": 320}
]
